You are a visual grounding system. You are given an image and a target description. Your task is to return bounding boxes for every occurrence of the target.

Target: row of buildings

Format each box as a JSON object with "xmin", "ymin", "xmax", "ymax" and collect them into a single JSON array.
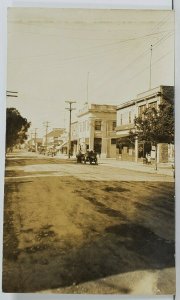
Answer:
[{"xmin": 28, "ymin": 85, "xmax": 174, "ymax": 163}]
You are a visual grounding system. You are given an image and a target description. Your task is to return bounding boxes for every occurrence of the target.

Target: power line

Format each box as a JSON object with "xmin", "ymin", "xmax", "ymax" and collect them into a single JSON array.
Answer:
[
  {"xmin": 148, "ymin": 11, "xmax": 173, "ymax": 34},
  {"xmin": 93, "ymin": 30, "xmax": 174, "ymax": 93},
  {"xmin": 153, "ymin": 31, "xmax": 174, "ymax": 48},
  {"xmin": 120, "ymin": 49, "xmax": 173, "ymax": 88},
  {"xmin": 92, "ymin": 12, "xmax": 173, "ymax": 92},
  {"xmin": 9, "ymin": 31, "xmax": 171, "ymax": 63}
]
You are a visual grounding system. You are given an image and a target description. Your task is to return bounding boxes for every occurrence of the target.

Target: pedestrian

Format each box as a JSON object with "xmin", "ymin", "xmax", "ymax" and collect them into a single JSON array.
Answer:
[{"xmin": 147, "ymin": 153, "xmax": 151, "ymax": 164}]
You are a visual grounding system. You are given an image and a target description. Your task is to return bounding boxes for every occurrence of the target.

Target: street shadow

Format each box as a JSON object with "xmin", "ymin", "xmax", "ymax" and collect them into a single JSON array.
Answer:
[
  {"xmin": 2, "ymin": 179, "xmax": 175, "ymax": 293},
  {"xmin": 5, "ymin": 157, "xmax": 76, "ymax": 167},
  {"xmin": 2, "ymin": 220, "xmax": 175, "ymax": 293}
]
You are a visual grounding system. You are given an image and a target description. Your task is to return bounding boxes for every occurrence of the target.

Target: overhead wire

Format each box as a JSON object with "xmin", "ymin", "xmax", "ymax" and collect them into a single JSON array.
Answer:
[
  {"xmin": 8, "ymin": 11, "xmax": 174, "ymax": 104},
  {"xmin": 120, "ymin": 49, "xmax": 174, "ymax": 87},
  {"xmin": 92, "ymin": 12, "xmax": 174, "ymax": 95},
  {"xmin": 8, "ymin": 30, "xmax": 171, "ymax": 62}
]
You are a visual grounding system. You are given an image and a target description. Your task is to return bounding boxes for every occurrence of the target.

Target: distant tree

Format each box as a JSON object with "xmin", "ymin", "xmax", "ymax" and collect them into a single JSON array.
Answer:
[
  {"xmin": 6, "ymin": 108, "xmax": 31, "ymax": 151},
  {"xmin": 134, "ymin": 100, "xmax": 174, "ymax": 169}
]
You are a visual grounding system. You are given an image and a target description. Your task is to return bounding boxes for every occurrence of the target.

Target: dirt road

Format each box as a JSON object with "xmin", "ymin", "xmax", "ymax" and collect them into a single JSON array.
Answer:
[{"xmin": 3, "ymin": 152, "xmax": 175, "ymax": 294}]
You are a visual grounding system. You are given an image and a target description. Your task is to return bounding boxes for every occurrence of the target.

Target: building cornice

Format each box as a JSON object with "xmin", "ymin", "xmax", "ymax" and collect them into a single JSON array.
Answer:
[{"xmin": 117, "ymin": 92, "xmax": 162, "ymax": 111}]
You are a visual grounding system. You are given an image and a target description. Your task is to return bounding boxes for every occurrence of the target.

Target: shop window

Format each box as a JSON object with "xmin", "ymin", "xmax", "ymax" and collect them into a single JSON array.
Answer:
[{"xmin": 111, "ymin": 138, "xmax": 116, "ymax": 145}]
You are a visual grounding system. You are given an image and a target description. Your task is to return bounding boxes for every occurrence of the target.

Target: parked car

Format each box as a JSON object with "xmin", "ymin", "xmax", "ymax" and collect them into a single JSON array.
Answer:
[{"xmin": 76, "ymin": 150, "xmax": 98, "ymax": 165}]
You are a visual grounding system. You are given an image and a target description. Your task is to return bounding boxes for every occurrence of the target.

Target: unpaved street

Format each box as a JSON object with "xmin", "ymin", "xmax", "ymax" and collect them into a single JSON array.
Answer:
[{"xmin": 3, "ymin": 152, "xmax": 175, "ymax": 294}]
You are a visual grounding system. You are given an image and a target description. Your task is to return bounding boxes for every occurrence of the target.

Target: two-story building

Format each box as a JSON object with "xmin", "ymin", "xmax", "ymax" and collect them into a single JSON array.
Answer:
[
  {"xmin": 77, "ymin": 103, "xmax": 117, "ymax": 158},
  {"xmin": 27, "ymin": 137, "xmax": 43, "ymax": 151},
  {"xmin": 116, "ymin": 85, "xmax": 174, "ymax": 163},
  {"xmin": 43, "ymin": 128, "xmax": 65, "ymax": 149}
]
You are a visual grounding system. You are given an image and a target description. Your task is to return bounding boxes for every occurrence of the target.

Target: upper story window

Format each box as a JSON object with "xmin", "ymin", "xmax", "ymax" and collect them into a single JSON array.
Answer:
[
  {"xmin": 95, "ymin": 120, "xmax": 101, "ymax": 131},
  {"xmin": 148, "ymin": 101, "xmax": 157, "ymax": 110},
  {"xmin": 120, "ymin": 114, "xmax": 123, "ymax": 125},
  {"xmin": 138, "ymin": 104, "xmax": 146, "ymax": 117},
  {"xmin": 112, "ymin": 121, "xmax": 116, "ymax": 131}
]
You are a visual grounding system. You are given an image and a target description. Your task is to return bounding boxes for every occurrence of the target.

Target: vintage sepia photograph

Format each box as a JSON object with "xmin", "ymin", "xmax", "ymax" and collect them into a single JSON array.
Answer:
[{"xmin": 3, "ymin": 7, "xmax": 175, "ymax": 294}]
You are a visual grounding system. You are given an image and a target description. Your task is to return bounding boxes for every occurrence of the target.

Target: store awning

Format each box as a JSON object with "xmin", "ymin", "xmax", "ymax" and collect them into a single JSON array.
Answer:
[{"xmin": 56, "ymin": 141, "xmax": 67, "ymax": 149}]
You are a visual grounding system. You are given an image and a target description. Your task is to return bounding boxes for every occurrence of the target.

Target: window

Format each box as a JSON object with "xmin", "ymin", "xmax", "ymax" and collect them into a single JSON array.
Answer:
[
  {"xmin": 111, "ymin": 138, "xmax": 116, "ymax": 145},
  {"xmin": 129, "ymin": 111, "xmax": 132, "ymax": 123},
  {"xmin": 112, "ymin": 121, "xmax": 116, "ymax": 131},
  {"xmin": 95, "ymin": 120, "xmax": 101, "ymax": 131},
  {"xmin": 148, "ymin": 101, "xmax": 157, "ymax": 109},
  {"xmin": 120, "ymin": 114, "xmax": 123, "ymax": 125},
  {"xmin": 138, "ymin": 104, "xmax": 146, "ymax": 117}
]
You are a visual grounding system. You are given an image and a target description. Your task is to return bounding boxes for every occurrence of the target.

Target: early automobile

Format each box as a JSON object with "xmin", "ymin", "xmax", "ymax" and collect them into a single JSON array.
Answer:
[{"xmin": 76, "ymin": 150, "xmax": 98, "ymax": 165}]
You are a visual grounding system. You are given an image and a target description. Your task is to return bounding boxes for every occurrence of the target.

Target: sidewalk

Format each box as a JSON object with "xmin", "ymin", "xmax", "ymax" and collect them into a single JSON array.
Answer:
[
  {"xmin": 9, "ymin": 151, "xmax": 174, "ymax": 177},
  {"xmin": 98, "ymin": 158, "xmax": 174, "ymax": 177},
  {"xmin": 56, "ymin": 154, "xmax": 174, "ymax": 177}
]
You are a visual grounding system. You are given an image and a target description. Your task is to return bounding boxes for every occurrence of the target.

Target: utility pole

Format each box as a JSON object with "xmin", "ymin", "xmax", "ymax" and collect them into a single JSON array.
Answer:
[
  {"xmin": 149, "ymin": 44, "xmax": 153, "ymax": 90},
  {"xmin": 30, "ymin": 131, "xmax": 33, "ymax": 146},
  {"xmin": 65, "ymin": 101, "xmax": 76, "ymax": 158},
  {"xmin": 43, "ymin": 122, "xmax": 50, "ymax": 150},
  {"xmin": 34, "ymin": 128, "xmax": 38, "ymax": 151},
  {"xmin": 86, "ymin": 72, "xmax": 90, "ymax": 104},
  {"xmin": 31, "ymin": 128, "xmax": 38, "ymax": 151}
]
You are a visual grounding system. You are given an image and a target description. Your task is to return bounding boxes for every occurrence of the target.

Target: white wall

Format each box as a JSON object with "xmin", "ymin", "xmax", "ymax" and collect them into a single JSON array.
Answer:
[{"xmin": 117, "ymin": 105, "xmax": 137, "ymax": 126}]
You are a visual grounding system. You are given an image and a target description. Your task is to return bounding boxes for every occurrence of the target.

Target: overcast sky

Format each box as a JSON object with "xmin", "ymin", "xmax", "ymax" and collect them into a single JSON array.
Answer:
[{"xmin": 6, "ymin": 8, "xmax": 174, "ymax": 137}]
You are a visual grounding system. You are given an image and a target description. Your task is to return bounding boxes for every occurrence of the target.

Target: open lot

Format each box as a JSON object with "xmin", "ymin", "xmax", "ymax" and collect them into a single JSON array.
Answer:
[{"xmin": 3, "ymin": 152, "xmax": 175, "ymax": 294}]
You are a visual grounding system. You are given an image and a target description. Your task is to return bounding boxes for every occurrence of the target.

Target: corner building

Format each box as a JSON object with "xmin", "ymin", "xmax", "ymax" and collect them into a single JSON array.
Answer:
[{"xmin": 76, "ymin": 104, "xmax": 117, "ymax": 158}]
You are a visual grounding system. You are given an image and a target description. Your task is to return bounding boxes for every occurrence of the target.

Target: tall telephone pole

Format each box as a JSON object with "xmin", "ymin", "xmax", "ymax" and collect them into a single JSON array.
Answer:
[
  {"xmin": 65, "ymin": 101, "xmax": 76, "ymax": 158},
  {"xmin": 34, "ymin": 128, "xmax": 38, "ymax": 151},
  {"xmin": 30, "ymin": 131, "xmax": 33, "ymax": 146},
  {"xmin": 43, "ymin": 122, "xmax": 50, "ymax": 150},
  {"xmin": 149, "ymin": 44, "xmax": 153, "ymax": 90},
  {"xmin": 86, "ymin": 72, "xmax": 90, "ymax": 104},
  {"xmin": 31, "ymin": 128, "xmax": 38, "ymax": 151}
]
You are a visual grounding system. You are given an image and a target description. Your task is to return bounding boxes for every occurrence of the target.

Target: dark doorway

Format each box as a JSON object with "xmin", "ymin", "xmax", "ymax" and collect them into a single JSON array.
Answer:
[
  {"xmin": 138, "ymin": 142, "xmax": 151, "ymax": 158},
  {"xmin": 94, "ymin": 138, "xmax": 102, "ymax": 154}
]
